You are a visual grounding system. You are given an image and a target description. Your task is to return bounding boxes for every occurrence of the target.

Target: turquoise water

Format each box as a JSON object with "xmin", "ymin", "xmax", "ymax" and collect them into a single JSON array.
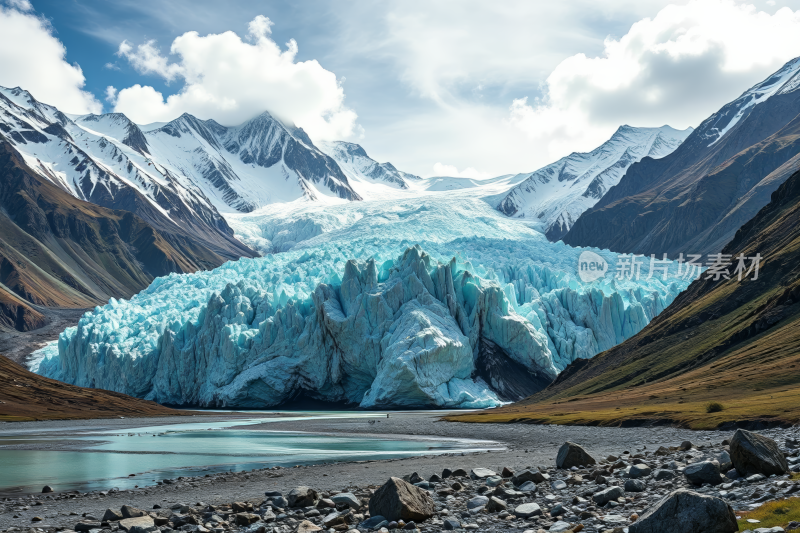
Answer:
[{"xmin": 0, "ymin": 417, "xmax": 498, "ymax": 494}]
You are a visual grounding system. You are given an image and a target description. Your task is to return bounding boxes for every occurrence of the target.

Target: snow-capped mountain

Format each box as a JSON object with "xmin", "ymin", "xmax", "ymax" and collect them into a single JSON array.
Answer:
[
  {"xmin": 0, "ymin": 86, "xmax": 367, "ymax": 260},
  {"xmin": 497, "ymin": 125, "xmax": 692, "ymax": 241},
  {"xmin": 700, "ymin": 57, "xmax": 800, "ymax": 146},
  {"xmin": 143, "ymin": 111, "xmax": 362, "ymax": 212},
  {"xmin": 318, "ymin": 141, "xmax": 421, "ymax": 190},
  {"xmin": 564, "ymin": 56, "xmax": 800, "ymax": 257}
]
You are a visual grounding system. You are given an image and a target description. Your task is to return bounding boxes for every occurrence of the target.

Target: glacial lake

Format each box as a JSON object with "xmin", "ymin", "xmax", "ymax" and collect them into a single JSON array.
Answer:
[{"xmin": 0, "ymin": 414, "xmax": 500, "ymax": 494}]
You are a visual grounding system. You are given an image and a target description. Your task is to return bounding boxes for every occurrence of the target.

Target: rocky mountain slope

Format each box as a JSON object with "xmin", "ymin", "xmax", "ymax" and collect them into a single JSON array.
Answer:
[
  {"xmin": 457, "ymin": 167, "xmax": 800, "ymax": 428},
  {"xmin": 0, "ymin": 136, "xmax": 230, "ymax": 332},
  {"xmin": 564, "ymin": 57, "xmax": 800, "ymax": 257},
  {"xmin": 318, "ymin": 141, "xmax": 421, "ymax": 191},
  {"xmin": 497, "ymin": 125, "xmax": 691, "ymax": 241}
]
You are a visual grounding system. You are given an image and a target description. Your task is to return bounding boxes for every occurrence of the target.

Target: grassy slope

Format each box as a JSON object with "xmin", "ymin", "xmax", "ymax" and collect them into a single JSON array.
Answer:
[
  {"xmin": 449, "ymin": 169, "xmax": 800, "ymax": 429},
  {"xmin": 0, "ymin": 355, "xmax": 187, "ymax": 422}
]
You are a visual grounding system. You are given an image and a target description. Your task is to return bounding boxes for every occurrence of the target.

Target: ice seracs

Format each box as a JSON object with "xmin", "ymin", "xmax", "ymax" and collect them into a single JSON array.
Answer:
[
  {"xmin": 34, "ymin": 189, "xmax": 690, "ymax": 409},
  {"xmin": 497, "ymin": 125, "xmax": 692, "ymax": 241}
]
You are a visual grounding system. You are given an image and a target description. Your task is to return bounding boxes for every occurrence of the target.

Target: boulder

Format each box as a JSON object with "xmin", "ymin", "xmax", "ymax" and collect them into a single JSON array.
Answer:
[
  {"xmin": 678, "ymin": 441, "xmax": 693, "ymax": 451},
  {"xmin": 501, "ymin": 467, "xmax": 514, "ymax": 478},
  {"xmin": 102, "ymin": 509, "xmax": 124, "ymax": 522},
  {"xmin": 405, "ymin": 472, "xmax": 423, "ymax": 484},
  {"xmin": 556, "ymin": 442, "xmax": 597, "ymax": 469},
  {"xmin": 629, "ymin": 464, "xmax": 652, "ymax": 479},
  {"xmin": 322, "ymin": 512, "xmax": 346, "ymax": 528},
  {"xmin": 628, "ymin": 489, "xmax": 737, "ymax": 533},
  {"xmin": 360, "ymin": 516, "xmax": 386, "ymax": 529},
  {"xmin": 593, "ymin": 486, "xmax": 624, "ymax": 506},
  {"xmin": 296, "ymin": 520, "xmax": 322, "ymax": 532},
  {"xmin": 119, "ymin": 516, "xmax": 155, "ymax": 532},
  {"xmin": 331, "ymin": 493, "xmax": 361, "ymax": 510},
  {"xmin": 514, "ymin": 502, "xmax": 542, "ymax": 518},
  {"xmin": 287, "ymin": 486, "xmax": 319, "ymax": 508},
  {"xmin": 684, "ymin": 461, "xmax": 722, "ymax": 486},
  {"xmin": 121, "ymin": 506, "xmax": 147, "ymax": 519},
  {"xmin": 41, "ymin": 486, "xmax": 53, "ymax": 493},
  {"xmin": 518, "ymin": 481, "xmax": 537, "ymax": 492},
  {"xmin": 451, "ymin": 469, "xmax": 468, "ymax": 477},
  {"xmin": 625, "ymin": 479, "xmax": 646, "ymax": 492},
  {"xmin": 466, "ymin": 496, "xmax": 489, "ymax": 510},
  {"xmin": 368, "ymin": 477, "xmax": 435, "ymax": 522},
  {"xmin": 486, "ymin": 497, "xmax": 507, "ymax": 512},
  {"xmin": 441, "ymin": 468, "xmax": 453, "ymax": 479},
  {"xmin": 512, "ymin": 469, "xmax": 548, "ymax": 485},
  {"xmin": 718, "ymin": 450, "xmax": 733, "ymax": 472},
  {"xmin": 730, "ymin": 429, "xmax": 789, "ymax": 477},
  {"xmin": 470, "ymin": 468, "xmax": 497, "ymax": 479},
  {"xmin": 653, "ymin": 469, "xmax": 675, "ymax": 481},
  {"xmin": 443, "ymin": 518, "xmax": 461, "ymax": 530},
  {"xmin": 234, "ymin": 513, "xmax": 260, "ymax": 526}
]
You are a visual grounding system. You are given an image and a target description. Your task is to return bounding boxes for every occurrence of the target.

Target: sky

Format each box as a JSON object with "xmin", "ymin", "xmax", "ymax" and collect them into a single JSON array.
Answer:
[{"xmin": 2, "ymin": 0, "xmax": 800, "ymax": 178}]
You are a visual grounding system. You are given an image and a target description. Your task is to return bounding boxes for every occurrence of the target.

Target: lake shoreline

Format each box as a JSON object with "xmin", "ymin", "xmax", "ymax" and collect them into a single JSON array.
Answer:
[{"xmin": 0, "ymin": 411, "xmax": 749, "ymax": 530}]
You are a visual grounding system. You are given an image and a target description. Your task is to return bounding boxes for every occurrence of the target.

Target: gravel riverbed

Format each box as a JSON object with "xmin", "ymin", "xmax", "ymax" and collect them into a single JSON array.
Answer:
[{"xmin": 1, "ymin": 413, "xmax": 798, "ymax": 533}]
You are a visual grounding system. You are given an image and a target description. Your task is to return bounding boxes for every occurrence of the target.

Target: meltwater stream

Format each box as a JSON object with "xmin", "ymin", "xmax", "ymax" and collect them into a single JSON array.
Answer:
[{"xmin": 0, "ymin": 414, "xmax": 502, "ymax": 494}]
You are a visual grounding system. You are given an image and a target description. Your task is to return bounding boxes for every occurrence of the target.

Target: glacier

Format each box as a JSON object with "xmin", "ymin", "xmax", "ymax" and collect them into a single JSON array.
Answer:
[{"xmin": 34, "ymin": 184, "xmax": 691, "ymax": 409}]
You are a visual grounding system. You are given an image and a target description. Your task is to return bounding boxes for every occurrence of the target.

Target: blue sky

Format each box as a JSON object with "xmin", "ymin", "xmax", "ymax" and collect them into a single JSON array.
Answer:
[{"xmin": 3, "ymin": 0, "xmax": 800, "ymax": 176}]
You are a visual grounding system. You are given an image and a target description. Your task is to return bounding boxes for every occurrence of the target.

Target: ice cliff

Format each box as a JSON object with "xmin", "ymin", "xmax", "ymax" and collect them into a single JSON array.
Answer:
[{"xmin": 34, "ymin": 194, "xmax": 689, "ymax": 409}]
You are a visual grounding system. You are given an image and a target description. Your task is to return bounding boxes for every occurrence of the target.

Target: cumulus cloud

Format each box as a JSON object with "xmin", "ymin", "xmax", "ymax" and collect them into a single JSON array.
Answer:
[
  {"xmin": 113, "ymin": 16, "xmax": 358, "ymax": 141},
  {"xmin": 105, "ymin": 86, "xmax": 118, "ymax": 104},
  {"xmin": 0, "ymin": 3, "xmax": 100, "ymax": 114},
  {"xmin": 432, "ymin": 162, "xmax": 490, "ymax": 179},
  {"xmin": 509, "ymin": 0, "xmax": 800, "ymax": 157}
]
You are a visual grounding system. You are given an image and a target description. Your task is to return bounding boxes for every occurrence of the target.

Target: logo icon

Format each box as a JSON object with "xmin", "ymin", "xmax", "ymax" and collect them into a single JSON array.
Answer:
[{"xmin": 577, "ymin": 251, "xmax": 608, "ymax": 282}]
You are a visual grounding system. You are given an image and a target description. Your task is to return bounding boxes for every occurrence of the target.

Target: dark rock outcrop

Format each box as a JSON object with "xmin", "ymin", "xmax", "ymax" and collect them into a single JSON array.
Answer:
[
  {"xmin": 628, "ymin": 489, "xmax": 737, "ymax": 533},
  {"xmin": 730, "ymin": 429, "xmax": 788, "ymax": 476}
]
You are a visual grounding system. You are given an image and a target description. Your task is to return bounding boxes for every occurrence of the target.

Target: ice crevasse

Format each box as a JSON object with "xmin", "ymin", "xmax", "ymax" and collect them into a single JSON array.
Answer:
[{"xmin": 34, "ymin": 196, "xmax": 689, "ymax": 409}]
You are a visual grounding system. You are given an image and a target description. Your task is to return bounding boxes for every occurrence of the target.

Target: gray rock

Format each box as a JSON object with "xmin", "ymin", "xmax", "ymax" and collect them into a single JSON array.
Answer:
[
  {"xmin": 287, "ymin": 487, "xmax": 319, "ymax": 508},
  {"xmin": 593, "ymin": 486, "xmax": 624, "ymax": 506},
  {"xmin": 556, "ymin": 442, "xmax": 597, "ymax": 469},
  {"xmin": 629, "ymin": 464, "xmax": 652, "ymax": 479},
  {"xmin": 730, "ymin": 429, "xmax": 789, "ymax": 477},
  {"xmin": 685, "ymin": 460, "xmax": 722, "ymax": 486},
  {"xmin": 121, "ymin": 506, "xmax": 147, "ymax": 519},
  {"xmin": 368, "ymin": 477, "xmax": 435, "ymax": 522},
  {"xmin": 466, "ymin": 496, "xmax": 489, "ymax": 510},
  {"xmin": 102, "ymin": 509, "xmax": 123, "ymax": 522},
  {"xmin": 518, "ymin": 481, "xmax": 537, "ymax": 492},
  {"xmin": 119, "ymin": 516, "xmax": 155, "ymax": 532},
  {"xmin": 486, "ymin": 497, "xmax": 507, "ymax": 513},
  {"xmin": 470, "ymin": 468, "xmax": 497, "ymax": 479},
  {"xmin": 718, "ymin": 450, "xmax": 733, "ymax": 472},
  {"xmin": 628, "ymin": 489, "xmax": 737, "ymax": 533},
  {"xmin": 331, "ymin": 493, "xmax": 361, "ymax": 510},
  {"xmin": 443, "ymin": 518, "xmax": 461, "ymax": 530},
  {"xmin": 679, "ymin": 441, "xmax": 693, "ymax": 451},
  {"xmin": 550, "ymin": 503, "xmax": 564, "ymax": 516},
  {"xmin": 653, "ymin": 469, "xmax": 675, "ymax": 481},
  {"xmin": 485, "ymin": 476, "xmax": 504, "ymax": 487},
  {"xmin": 551, "ymin": 480, "xmax": 567, "ymax": 490},
  {"xmin": 360, "ymin": 515, "xmax": 386, "ymax": 529},
  {"xmin": 625, "ymin": 479, "xmax": 646, "ymax": 492},
  {"xmin": 512, "ymin": 470, "xmax": 548, "ymax": 486},
  {"xmin": 549, "ymin": 522, "xmax": 574, "ymax": 533},
  {"xmin": 513, "ymin": 502, "xmax": 542, "ymax": 518}
]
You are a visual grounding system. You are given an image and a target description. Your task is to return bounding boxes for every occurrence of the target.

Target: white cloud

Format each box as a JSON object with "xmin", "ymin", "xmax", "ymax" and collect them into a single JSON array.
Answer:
[
  {"xmin": 508, "ymin": 0, "xmax": 800, "ymax": 158},
  {"xmin": 6, "ymin": 0, "xmax": 32, "ymax": 11},
  {"xmin": 0, "ymin": 3, "xmax": 100, "ymax": 114},
  {"xmin": 432, "ymin": 162, "xmax": 491, "ymax": 179},
  {"xmin": 117, "ymin": 40, "xmax": 183, "ymax": 82},
  {"xmin": 105, "ymin": 86, "xmax": 118, "ymax": 104},
  {"xmin": 113, "ymin": 16, "xmax": 358, "ymax": 141}
]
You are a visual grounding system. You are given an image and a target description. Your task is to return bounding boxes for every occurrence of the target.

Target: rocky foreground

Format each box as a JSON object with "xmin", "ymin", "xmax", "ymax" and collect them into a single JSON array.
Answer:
[{"xmin": 3, "ymin": 427, "xmax": 800, "ymax": 533}]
